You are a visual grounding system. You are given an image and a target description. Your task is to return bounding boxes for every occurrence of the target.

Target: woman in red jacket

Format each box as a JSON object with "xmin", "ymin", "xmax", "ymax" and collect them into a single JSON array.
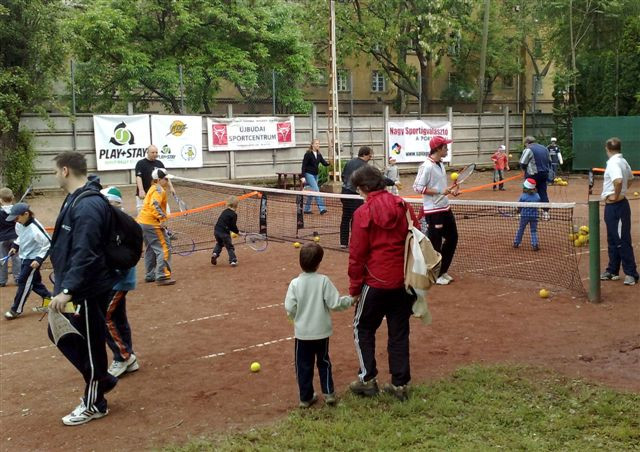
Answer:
[{"xmin": 347, "ymin": 165, "xmax": 416, "ymax": 401}]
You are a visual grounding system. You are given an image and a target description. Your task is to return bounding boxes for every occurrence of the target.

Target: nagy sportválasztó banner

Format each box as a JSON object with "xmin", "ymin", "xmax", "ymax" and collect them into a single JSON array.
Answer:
[{"xmin": 387, "ymin": 120, "xmax": 452, "ymax": 163}]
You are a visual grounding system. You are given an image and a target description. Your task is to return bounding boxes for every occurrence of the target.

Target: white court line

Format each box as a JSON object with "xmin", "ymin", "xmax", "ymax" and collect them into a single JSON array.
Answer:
[
  {"xmin": 201, "ymin": 336, "xmax": 293, "ymax": 360},
  {"xmin": 0, "ymin": 344, "xmax": 55, "ymax": 358},
  {"xmin": 496, "ymin": 291, "xmax": 519, "ymax": 297}
]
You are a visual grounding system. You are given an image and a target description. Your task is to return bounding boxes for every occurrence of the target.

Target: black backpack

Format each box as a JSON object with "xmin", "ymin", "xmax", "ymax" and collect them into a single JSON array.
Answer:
[{"xmin": 73, "ymin": 191, "xmax": 143, "ymax": 271}]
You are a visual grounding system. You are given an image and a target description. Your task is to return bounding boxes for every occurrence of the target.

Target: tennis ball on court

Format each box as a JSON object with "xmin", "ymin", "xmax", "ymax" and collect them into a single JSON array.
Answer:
[
  {"xmin": 450, "ymin": 172, "xmax": 459, "ymax": 181},
  {"xmin": 313, "ymin": 236, "xmax": 320, "ymax": 243},
  {"xmin": 230, "ymin": 232, "xmax": 238, "ymax": 238},
  {"xmin": 574, "ymin": 238, "xmax": 582, "ymax": 247},
  {"xmin": 250, "ymin": 362, "xmax": 261, "ymax": 372},
  {"xmin": 293, "ymin": 242, "xmax": 301, "ymax": 248},
  {"xmin": 634, "ymin": 191, "xmax": 639, "ymax": 197},
  {"xmin": 579, "ymin": 226, "xmax": 589, "ymax": 235},
  {"xmin": 509, "ymin": 153, "xmax": 513, "ymax": 158},
  {"xmin": 539, "ymin": 289, "xmax": 550, "ymax": 299},
  {"xmin": 577, "ymin": 235, "xmax": 587, "ymax": 245}
]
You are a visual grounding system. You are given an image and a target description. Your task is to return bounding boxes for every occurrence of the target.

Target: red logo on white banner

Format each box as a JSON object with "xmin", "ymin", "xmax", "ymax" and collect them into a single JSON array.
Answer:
[
  {"xmin": 277, "ymin": 122, "xmax": 292, "ymax": 143},
  {"xmin": 212, "ymin": 124, "xmax": 228, "ymax": 145}
]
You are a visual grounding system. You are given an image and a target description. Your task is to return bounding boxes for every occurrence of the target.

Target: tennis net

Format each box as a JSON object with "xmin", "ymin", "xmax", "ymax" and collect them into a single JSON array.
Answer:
[{"xmin": 168, "ymin": 177, "xmax": 585, "ymax": 294}]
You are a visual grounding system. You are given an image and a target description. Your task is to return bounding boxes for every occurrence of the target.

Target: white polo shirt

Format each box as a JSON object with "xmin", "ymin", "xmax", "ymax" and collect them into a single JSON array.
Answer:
[
  {"xmin": 601, "ymin": 153, "xmax": 633, "ymax": 200},
  {"xmin": 413, "ymin": 157, "xmax": 450, "ymax": 214}
]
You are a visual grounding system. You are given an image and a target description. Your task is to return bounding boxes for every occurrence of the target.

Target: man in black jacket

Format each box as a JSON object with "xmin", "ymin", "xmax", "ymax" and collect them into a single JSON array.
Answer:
[{"xmin": 48, "ymin": 151, "xmax": 118, "ymax": 426}]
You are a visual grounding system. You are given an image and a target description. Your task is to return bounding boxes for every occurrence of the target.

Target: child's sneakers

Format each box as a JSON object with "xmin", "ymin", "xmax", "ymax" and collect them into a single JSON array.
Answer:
[
  {"xmin": 349, "ymin": 378, "xmax": 379, "ymax": 397},
  {"xmin": 210, "ymin": 253, "xmax": 218, "ymax": 265},
  {"xmin": 623, "ymin": 275, "xmax": 638, "ymax": 286},
  {"xmin": 600, "ymin": 271, "xmax": 620, "ymax": 281},
  {"xmin": 324, "ymin": 393, "xmax": 337, "ymax": 406},
  {"xmin": 383, "ymin": 382, "xmax": 409, "ymax": 401},
  {"xmin": 230, "ymin": 261, "xmax": 238, "ymax": 267},
  {"xmin": 4, "ymin": 309, "xmax": 20, "ymax": 320},
  {"xmin": 61, "ymin": 399, "xmax": 108, "ymax": 426},
  {"xmin": 298, "ymin": 393, "xmax": 318, "ymax": 408}
]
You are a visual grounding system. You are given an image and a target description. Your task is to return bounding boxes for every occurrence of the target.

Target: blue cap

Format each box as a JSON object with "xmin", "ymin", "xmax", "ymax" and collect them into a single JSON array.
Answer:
[{"xmin": 6, "ymin": 202, "xmax": 29, "ymax": 221}]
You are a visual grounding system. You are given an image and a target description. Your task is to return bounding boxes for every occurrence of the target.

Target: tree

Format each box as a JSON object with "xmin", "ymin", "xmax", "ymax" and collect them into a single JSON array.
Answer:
[
  {"xmin": 337, "ymin": 0, "xmax": 473, "ymax": 113},
  {"xmin": 0, "ymin": 0, "xmax": 67, "ymax": 190},
  {"xmin": 69, "ymin": 0, "xmax": 315, "ymax": 114}
]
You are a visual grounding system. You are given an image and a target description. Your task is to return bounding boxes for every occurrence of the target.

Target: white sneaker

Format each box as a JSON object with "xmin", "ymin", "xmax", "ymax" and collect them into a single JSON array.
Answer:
[
  {"xmin": 441, "ymin": 273, "xmax": 454, "ymax": 282},
  {"xmin": 62, "ymin": 400, "xmax": 108, "ymax": 426},
  {"xmin": 108, "ymin": 354, "xmax": 139, "ymax": 378},
  {"xmin": 542, "ymin": 211, "xmax": 550, "ymax": 221},
  {"xmin": 436, "ymin": 276, "xmax": 450, "ymax": 285}
]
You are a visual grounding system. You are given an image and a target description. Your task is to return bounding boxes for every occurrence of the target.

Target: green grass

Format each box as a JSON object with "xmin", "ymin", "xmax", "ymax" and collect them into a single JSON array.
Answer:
[{"xmin": 164, "ymin": 366, "xmax": 640, "ymax": 451}]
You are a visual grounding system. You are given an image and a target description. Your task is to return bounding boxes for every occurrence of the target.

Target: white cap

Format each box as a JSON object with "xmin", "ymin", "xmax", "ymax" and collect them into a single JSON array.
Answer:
[
  {"xmin": 151, "ymin": 168, "xmax": 173, "ymax": 180},
  {"xmin": 550, "ymin": 137, "xmax": 557, "ymax": 142},
  {"xmin": 499, "ymin": 145, "xmax": 506, "ymax": 151}
]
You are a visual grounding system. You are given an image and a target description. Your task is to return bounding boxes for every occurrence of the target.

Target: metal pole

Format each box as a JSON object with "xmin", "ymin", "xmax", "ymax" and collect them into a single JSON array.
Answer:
[
  {"xmin": 179, "ymin": 64, "xmax": 184, "ymax": 114},
  {"xmin": 70, "ymin": 60, "xmax": 77, "ymax": 152},
  {"xmin": 418, "ymin": 71, "xmax": 422, "ymax": 119},
  {"xmin": 272, "ymin": 69, "xmax": 276, "ymax": 115},
  {"xmin": 588, "ymin": 199, "xmax": 601, "ymax": 303},
  {"xmin": 350, "ymin": 72, "xmax": 354, "ymax": 158},
  {"xmin": 476, "ymin": 0, "xmax": 490, "ymax": 115}
]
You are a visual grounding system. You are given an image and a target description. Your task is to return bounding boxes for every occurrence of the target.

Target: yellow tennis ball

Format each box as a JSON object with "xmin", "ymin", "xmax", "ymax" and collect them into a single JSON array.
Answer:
[
  {"xmin": 313, "ymin": 236, "xmax": 320, "ymax": 242},
  {"xmin": 230, "ymin": 232, "xmax": 238, "ymax": 238},
  {"xmin": 579, "ymin": 226, "xmax": 589, "ymax": 235},
  {"xmin": 509, "ymin": 153, "xmax": 513, "ymax": 158},
  {"xmin": 577, "ymin": 235, "xmax": 587, "ymax": 245},
  {"xmin": 634, "ymin": 191, "xmax": 639, "ymax": 197},
  {"xmin": 574, "ymin": 238, "xmax": 582, "ymax": 247},
  {"xmin": 293, "ymin": 242, "xmax": 301, "ymax": 248},
  {"xmin": 539, "ymin": 289, "xmax": 550, "ymax": 299},
  {"xmin": 450, "ymin": 172, "xmax": 459, "ymax": 181},
  {"xmin": 250, "ymin": 362, "xmax": 261, "ymax": 372}
]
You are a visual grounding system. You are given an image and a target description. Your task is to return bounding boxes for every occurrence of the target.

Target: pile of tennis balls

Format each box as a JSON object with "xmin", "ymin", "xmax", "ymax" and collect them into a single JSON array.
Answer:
[
  {"xmin": 569, "ymin": 225, "xmax": 589, "ymax": 247},
  {"xmin": 554, "ymin": 177, "xmax": 569, "ymax": 186}
]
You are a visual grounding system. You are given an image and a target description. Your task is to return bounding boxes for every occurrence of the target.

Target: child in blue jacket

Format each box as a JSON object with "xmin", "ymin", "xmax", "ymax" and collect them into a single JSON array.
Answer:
[{"xmin": 513, "ymin": 178, "xmax": 541, "ymax": 251}]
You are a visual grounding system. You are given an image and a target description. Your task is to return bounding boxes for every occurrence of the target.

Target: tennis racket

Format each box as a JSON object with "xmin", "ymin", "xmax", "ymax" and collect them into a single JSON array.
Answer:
[
  {"xmin": 497, "ymin": 206, "xmax": 518, "ymax": 218},
  {"xmin": 240, "ymin": 232, "xmax": 268, "ymax": 252},
  {"xmin": 0, "ymin": 255, "xmax": 9, "ymax": 267},
  {"xmin": 433, "ymin": 163, "xmax": 476, "ymax": 204},
  {"xmin": 167, "ymin": 229, "xmax": 196, "ymax": 256},
  {"xmin": 172, "ymin": 192, "xmax": 188, "ymax": 212},
  {"xmin": 18, "ymin": 185, "xmax": 33, "ymax": 203}
]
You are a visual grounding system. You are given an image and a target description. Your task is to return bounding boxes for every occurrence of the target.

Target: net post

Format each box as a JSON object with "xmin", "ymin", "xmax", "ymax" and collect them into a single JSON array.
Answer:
[{"xmin": 588, "ymin": 199, "xmax": 601, "ymax": 303}]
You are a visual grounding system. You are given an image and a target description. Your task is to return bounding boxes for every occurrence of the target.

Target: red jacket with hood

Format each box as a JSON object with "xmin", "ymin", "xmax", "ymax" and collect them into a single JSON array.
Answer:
[{"xmin": 348, "ymin": 190, "xmax": 416, "ymax": 296}]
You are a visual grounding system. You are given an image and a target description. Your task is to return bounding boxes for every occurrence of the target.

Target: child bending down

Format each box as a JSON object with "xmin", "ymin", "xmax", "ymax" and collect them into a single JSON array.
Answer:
[
  {"xmin": 284, "ymin": 243, "xmax": 353, "ymax": 408},
  {"xmin": 211, "ymin": 197, "xmax": 240, "ymax": 266},
  {"xmin": 513, "ymin": 178, "xmax": 541, "ymax": 251}
]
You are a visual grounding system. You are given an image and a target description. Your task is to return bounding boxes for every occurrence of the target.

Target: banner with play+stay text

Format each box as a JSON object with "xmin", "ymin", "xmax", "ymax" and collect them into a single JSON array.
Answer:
[
  {"xmin": 206, "ymin": 116, "xmax": 295, "ymax": 151},
  {"xmin": 93, "ymin": 115, "xmax": 151, "ymax": 171},
  {"xmin": 387, "ymin": 119, "xmax": 452, "ymax": 163}
]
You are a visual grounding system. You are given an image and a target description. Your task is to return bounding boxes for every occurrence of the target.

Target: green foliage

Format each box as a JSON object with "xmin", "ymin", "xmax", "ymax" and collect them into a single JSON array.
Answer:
[
  {"xmin": 69, "ymin": 0, "xmax": 315, "ymax": 114},
  {"xmin": 163, "ymin": 366, "xmax": 640, "ymax": 451},
  {"xmin": 317, "ymin": 159, "xmax": 348, "ymax": 186},
  {"xmin": 4, "ymin": 130, "xmax": 38, "ymax": 196}
]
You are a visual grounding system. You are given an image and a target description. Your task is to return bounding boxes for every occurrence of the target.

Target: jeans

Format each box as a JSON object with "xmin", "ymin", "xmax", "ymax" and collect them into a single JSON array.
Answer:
[
  {"xmin": 493, "ymin": 169, "xmax": 505, "ymax": 190},
  {"xmin": 0, "ymin": 239, "xmax": 20, "ymax": 285},
  {"xmin": 514, "ymin": 216, "xmax": 539, "ymax": 247},
  {"xmin": 604, "ymin": 199, "xmax": 638, "ymax": 278},
  {"xmin": 303, "ymin": 173, "xmax": 326, "ymax": 213}
]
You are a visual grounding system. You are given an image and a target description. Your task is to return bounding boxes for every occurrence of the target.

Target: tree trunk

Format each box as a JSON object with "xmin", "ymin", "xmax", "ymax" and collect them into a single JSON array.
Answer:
[
  {"xmin": 0, "ymin": 121, "xmax": 21, "ymax": 186},
  {"xmin": 416, "ymin": 52, "xmax": 429, "ymax": 114}
]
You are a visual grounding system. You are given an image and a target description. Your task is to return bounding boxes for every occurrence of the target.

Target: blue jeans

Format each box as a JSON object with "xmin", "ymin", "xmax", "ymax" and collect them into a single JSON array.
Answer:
[
  {"xmin": 303, "ymin": 173, "xmax": 326, "ymax": 213},
  {"xmin": 514, "ymin": 216, "xmax": 538, "ymax": 247},
  {"xmin": 604, "ymin": 199, "xmax": 638, "ymax": 278}
]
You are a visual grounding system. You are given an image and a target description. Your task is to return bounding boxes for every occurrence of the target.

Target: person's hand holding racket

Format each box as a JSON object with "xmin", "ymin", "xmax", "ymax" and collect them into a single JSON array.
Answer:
[{"xmin": 434, "ymin": 163, "xmax": 475, "ymax": 204}]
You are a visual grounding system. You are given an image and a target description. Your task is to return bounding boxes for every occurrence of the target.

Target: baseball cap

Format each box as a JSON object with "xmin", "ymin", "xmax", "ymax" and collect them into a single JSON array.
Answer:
[
  {"xmin": 429, "ymin": 136, "xmax": 453, "ymax": 151},
  {"xmin": 523, "ymin": 178, "xmax": 537, "ymax": 190},
  {"xmin": 100, "ymin": 186, "xmax": 123, "ymax": 204},
  {"xmin": 6, "ymin": 202, "xmax": 29, "ymax": 221},
  {"xmin": 499, "ymin": 145, "xmax": 506, "ymax": 151},
  {"xmin": 151, "ymin": 168, "xmax": 173, "ymax": 180},
  {"xmin": 551, "ymin": 137, "xmax": 557, "ymax": 142}
]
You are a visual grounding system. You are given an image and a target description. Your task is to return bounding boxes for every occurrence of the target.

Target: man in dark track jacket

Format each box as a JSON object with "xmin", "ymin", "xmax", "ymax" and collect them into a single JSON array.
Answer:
[{"xmin": 48, "ymin": 151, "xmax": 118, "ymax": 426}]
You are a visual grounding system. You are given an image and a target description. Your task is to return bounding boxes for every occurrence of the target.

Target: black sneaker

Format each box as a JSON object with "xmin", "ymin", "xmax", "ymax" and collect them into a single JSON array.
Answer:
[
  {"xmin": 210, "ymin": 254, "xmax": 217, "ymax": 265},
  {"xmin": 383, "ymin": 382, "xmax": 409, "ymax": 401},
  {"xmin": 349, "ymin": 378, "xmax": 379, "ymax": 397},
  {"xmin": 320, "ymin": 210, "xmax": 328, "ymax": 215},
  {"xmin": 299, "ymin": 393, "xmax": 318, "ymax": 408},
  {"xmin": 532, "ymin": 245, "xmax": 539, "ymax": 251}
]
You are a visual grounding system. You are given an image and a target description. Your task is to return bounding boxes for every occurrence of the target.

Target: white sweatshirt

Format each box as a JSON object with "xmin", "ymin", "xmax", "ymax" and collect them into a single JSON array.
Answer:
[{"xmin": 14, "ymin": 218, "xmax": 51, "ymax": 262}]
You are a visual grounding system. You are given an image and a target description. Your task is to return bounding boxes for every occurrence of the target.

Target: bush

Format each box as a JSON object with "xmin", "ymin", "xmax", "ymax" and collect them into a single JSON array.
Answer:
[
  {"xmin": 318, "ymin": 159, "xmax": 348, "ymax": 186},
  {"xmin": 4, "ymin": 130, "xmax": 38, "ymax": 198}
]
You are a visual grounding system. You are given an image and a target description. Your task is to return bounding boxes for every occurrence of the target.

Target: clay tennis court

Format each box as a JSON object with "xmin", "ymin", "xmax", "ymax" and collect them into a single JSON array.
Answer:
[{"xmin": 1, "ymin": 172, "xmax": 638, "ymax": 451}]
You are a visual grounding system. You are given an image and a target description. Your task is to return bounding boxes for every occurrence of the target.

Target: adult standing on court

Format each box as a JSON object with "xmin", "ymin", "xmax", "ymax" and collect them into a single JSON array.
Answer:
[
  {"xmin": 47, "ymin": 151, "xmax": 119, "ymax": 426},
  {"xmin": 547, "ymin": 137, "xmax": 563, "ymax": 184},
  {"xmin": 135, "ymin": 145, "xmax": 175, "ymax": 213},
  {"xmin": 599, "ymin": 137, "xmax": 638, "ymax": 286},
  {"xmin": 301, "ymin": 139, "xmax": 329, "ymax": 215},
  {"xmin": 339, "ymin": 146, "xmax": 372, "ymax": 248},
  {"xmin": 412, "ymin": 136, "xmax": 459, "ymax": 286},
  {"xmin": 348, "ymin": 165, "xmax": 416, "ymax": 401},
  {"xmin": 519, "ymin": 136, "xmax": 551, "ymax": 219}
]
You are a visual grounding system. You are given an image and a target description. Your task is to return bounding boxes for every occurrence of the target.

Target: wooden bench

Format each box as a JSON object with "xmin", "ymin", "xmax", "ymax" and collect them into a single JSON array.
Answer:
[{"xmin": 276, "ymin": 172, "xmax": 304, "ymax": 190}]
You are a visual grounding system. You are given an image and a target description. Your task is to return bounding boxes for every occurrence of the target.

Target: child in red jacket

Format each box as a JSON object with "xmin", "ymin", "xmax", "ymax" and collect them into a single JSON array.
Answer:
[{"xmin": 491, "ymin": 145, "xmax": 510, "ymax": 191}]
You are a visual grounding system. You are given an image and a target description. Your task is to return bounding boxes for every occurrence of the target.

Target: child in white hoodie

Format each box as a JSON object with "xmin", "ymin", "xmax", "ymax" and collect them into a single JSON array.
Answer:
[{"xmin": 284, "ymin": 243, "xmax": 352, "ymax": 408}]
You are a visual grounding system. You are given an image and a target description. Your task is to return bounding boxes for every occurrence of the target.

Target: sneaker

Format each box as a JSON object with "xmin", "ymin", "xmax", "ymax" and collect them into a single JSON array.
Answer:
[
  {"xmin": 108, "ymin": 354, "xmax": 139, "ymax": 378},
  {"xmin": 436, "ymin": 276, "xmax": 450, "ymax": 285},
  {"xmin": 210, "ymin": 253, "xmax": 217, "ymax": 265},
  {"xmin": 600, "ymin": 272, "xmax": 620, "ymax": 281},
  {"xmin": 383, "ymin": 382, "xmax": 409, "ymax": 401},
  {"xmin": 62, "ymin": 400, "xmax": 108, "ymax": 426},
  {"xmin": 623, "ymin": 275, "xmax": 639, "ymax": 286},
  {"xmin": 230, "ymin": 261, "xmax": 238, "ymax": 267},
  {"xmin": 4, "ymin": 309, "xmax": 20, "ymax": 320},
  {"xmin": 349, "ymin": 378, "xmax": 379, "ymax": 397},
  {"xmin": 303, "ymin": 211, "xmax": 313, "ymax": 215},
  {"xmin": 441, "ymin": 273, "xmax": 454, "ymax": 282},
  {"xmin": 144, "ymin": 276, "xmax": 155, "ymax": 283},
  {"xmin": 340, "ymin": 244, "xmax": 348, "ymax": 249},
  {"xmin": 299, "ymin": 393, "xmax": 318, "ymax": 408},
  {"xmin": 542, "ymin": 211, "xmax": 551, "ymax": 221},
  {"xmin": 320, "ymin": 210, "xmax": 328, "ymax": 215},
  {"xmin": 324, "ymin": 393, "xmax": 337, "ymax": 406},
  {"xmin": 156, "ymin": 278, "xmax": 176, "ymax": 286},
  {"xmin": 532, "ymin": 245, "xmax": 540, "ymax": 251},
  {"xmin": 513, "ymin": 243, "xmax": 520, "ymax": 248}
]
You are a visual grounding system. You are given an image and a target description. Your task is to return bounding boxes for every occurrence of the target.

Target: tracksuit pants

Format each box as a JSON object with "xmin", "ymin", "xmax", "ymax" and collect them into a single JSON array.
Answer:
[
  {"xmin": 48, "ymin": 290, "xmax": 117, "ymax": 412},
  {"xmin": 528, "ymin": 172, "xmax": 549, "ymax": 204},
  {"xmin": 0, "ymin": 240, "xmax": 20, "ymax": 285},
  {"xmin": 303, "ymin": 173, "xmax": 326, "ymax": 213},
  {"xmin": 213, "ymin": 233, "xmax": 237, "ymax": 263},
  {"xmin": 106, "ymin": 290, "xmax": 135, "ymax": 362},
  {"xmin": 604, "ymin": 199, "xmax": 639, "ymax": 278},
  {"xmin": 295, "ymin": 338, "xmax": 334, "ymax": 403},
  {"xmin": 425, "ymin": 210, "xmax": 459, "ymax": 276},
  {"xmin": 141, "ymin": 224, "xmax": 172, "ymax": 281},
  {"xmin": 11, "ymin": 259, "xmax": 51, "ymax": 314},
  {"xmin": 340, "ymin": 189, "xmax": 364, "ymax": 247},
  {"xmin": 353, "ymin": 285, "xmax": 413, "ymax": 387}
]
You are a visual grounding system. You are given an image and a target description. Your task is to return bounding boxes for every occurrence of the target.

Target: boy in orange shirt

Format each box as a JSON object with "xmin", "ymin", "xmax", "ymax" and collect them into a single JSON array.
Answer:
[{"xmin": 491, "ymin": 145, "xmax": 510, "ymax": 191}]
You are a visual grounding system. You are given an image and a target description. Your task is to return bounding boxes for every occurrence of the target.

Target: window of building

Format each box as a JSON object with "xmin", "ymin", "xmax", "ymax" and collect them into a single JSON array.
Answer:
[
  {"xmin": 337, "ymin": 69, "xmax": 350, "ymax": 92},
  {"xmin": 502, "ymin": 75, "xmax": 514, "ymax": 89},
  {"xmin": 311, "ymin": 68, "xmax": 328, "ymax": 86},
  {"xmin": 371, "ymin": 70, "xmax": 386, "ymax": 92},
  {"xmin": 532, "ymin": 75, "xmax": 544, "ymax": 96}
]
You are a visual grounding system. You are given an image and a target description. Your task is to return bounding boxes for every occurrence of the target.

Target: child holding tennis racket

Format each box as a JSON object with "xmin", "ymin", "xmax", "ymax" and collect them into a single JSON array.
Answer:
[
  {"xmin": 211, "ymin": 196, "xmax": 240, "ymax": 266},
  {"xmin": 0, "ymin": 187, "xmax": 21, "ymax": 287},
  {"xmin": 3, "ymin": 203, "xmax": 52, "ymax": 319},
  {"xmin": 513, "ymin": 178, "xmax": 541, "ymax": 251},
  {"xmin": 284, "ymin": 243, "xmax": 353, "ymax": 408}
]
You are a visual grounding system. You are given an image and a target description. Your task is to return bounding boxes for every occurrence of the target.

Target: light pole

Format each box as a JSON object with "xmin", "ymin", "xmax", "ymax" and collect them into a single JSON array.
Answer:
[{"xmin": 328, "ymin": 0, "xmax": 341, "ymax": 182}]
